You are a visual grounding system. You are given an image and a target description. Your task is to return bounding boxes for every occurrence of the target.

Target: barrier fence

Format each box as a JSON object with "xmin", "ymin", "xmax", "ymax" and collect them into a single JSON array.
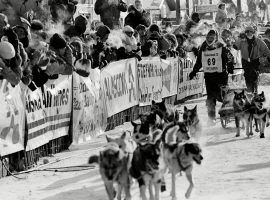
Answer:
[{"xmin": 0, "ymin": 56, "xmax": 205, "ymax": 177}]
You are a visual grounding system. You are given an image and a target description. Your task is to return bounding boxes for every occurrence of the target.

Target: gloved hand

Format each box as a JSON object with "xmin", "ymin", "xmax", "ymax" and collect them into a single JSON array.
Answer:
[{"xmin": 189, "ymin": 71, "xmax": 196, "ymax": 80}]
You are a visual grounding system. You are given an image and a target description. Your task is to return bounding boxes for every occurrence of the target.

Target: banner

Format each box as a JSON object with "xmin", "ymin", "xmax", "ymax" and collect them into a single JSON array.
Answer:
[
  {"xmin": 25, "ymin": 75, "xmax": 72, "ymax": 151},
  {"xmin": 101, "ymin": 58, "xmax": 138, "ymax": 117},
  {"xmin": 177, "ymin": 58, "xmax": 204, "ymax": 100},
  {"xmin": 0, "ymin": 81, "xmax": 25, "ymax": 156},
  {"xmin": 72, "ymin": 70, "xmax": 107, "ymax": 144},
  {"xmin": 161, "ymin": 58, "xmax": 179, "ymax": 98},
  {"xmin": 138, "ymin": 57, "xmax": 163, "ymax": 106}
]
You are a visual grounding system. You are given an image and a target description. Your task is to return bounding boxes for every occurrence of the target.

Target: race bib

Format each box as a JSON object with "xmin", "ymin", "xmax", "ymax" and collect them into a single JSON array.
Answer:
[{"xmin": 202, "ymin": 48, "xmax": 223, "ymax": 73}]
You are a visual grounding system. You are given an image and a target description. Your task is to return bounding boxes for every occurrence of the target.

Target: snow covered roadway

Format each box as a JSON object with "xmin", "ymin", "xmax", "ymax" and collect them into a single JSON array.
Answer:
[{"xmin": 2, "ymin": 86, "xmax": 270, "ymax": 200}]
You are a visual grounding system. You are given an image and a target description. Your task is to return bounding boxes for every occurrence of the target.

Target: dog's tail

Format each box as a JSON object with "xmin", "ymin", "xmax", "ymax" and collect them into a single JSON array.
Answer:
[{"xmin": 88, "ymin": 155, "xmax": 99, "ymax": 164}]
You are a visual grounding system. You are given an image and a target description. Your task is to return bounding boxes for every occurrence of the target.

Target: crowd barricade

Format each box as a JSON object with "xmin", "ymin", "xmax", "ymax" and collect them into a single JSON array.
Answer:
[{"xmin": 0, "ymin": 56, "xmax": 212, "ymax": 178}]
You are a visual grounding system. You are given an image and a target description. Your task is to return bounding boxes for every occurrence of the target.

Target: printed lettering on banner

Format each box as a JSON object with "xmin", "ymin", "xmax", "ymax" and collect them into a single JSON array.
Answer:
[
  {"xmin": 202, "ymin": 48, "xmax": 223, "ymax": 73},
  {"xmin": 101, "ymin": 58, "xmax": 138, "ymax": 117},
  {"xmin": 73, "ymin": 70, "xmax": 107, "ymax": 144},
  {"xmin": 0, "ymin": 80, "xmax": 25, "ymax": 156},
  {"xmin": 138, "ymin": 57, "xmax": 163, "ymax": 106},
  {"xmin": 161, "ymin": 58, "xmax": 178, "ymax": 98},
  {"xmin": 177, "ymin": 58, "xmax": 204, "ymax": 100},
  {"xmin": 25, "ymin": 75, "xmax": 72, "ymax": 151}
]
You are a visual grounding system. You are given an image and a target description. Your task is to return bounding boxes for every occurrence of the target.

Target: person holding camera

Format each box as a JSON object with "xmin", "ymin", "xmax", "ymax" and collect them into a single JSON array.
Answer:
[
  {"xmin": 189, "ymin": 30, "xmax": 235, "ymax": 126},
  {"xmin": 234, "ymin": 26, "xmax": 270, "ymax": 93}
]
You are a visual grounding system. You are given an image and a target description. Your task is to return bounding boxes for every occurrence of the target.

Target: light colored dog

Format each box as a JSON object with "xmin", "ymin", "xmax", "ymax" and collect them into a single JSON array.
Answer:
[
  {"xmin": 163, "ymin": 142, "xmax": 203, "ymax": 200},
  {"xmin": 88, "ymin": 142, "xmax": 131, "ymax": 200}
]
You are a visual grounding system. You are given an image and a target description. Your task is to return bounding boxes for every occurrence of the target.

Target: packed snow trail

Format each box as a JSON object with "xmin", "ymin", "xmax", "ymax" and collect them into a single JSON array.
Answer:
[{"xmin": 1, "ymin": 86, "xmax": 270, "ymax": 200}]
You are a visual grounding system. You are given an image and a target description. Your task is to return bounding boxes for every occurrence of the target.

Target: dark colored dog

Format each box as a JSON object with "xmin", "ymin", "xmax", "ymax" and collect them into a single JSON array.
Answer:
[
  {"xmin": 151, "ymin": 100, "xmax": 179, "ymax": 123},
  {"xmin": 163, "ymin": 142, "xmax": 203, "ymax": 199},
  {"xmin": 88, "ymin": 142, "xmax": 131, "ymax": 200},
  {"xmin": 130, "ymin": 130, "xmax": 165, "ymax": 200},
  {"xmin": 233, "ymin": 90, "xmax": 252, "ymax": 137},
  {"xmin": 252, "ymin": 91, "xmax": 267, "ymax": 138},
  {"xmin": 183, "ymin": 105, "xmax": 202, "ymax": 141}
]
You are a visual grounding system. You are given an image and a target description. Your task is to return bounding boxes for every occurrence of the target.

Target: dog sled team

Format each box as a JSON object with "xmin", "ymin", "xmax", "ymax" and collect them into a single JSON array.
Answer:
[
  {"xmin": 89, "ymin": 100, "xmax": 203, "ymax": 200},
  {"xmin": 88, "ymin": 26, "xmax": 270, "ymax": 200}
]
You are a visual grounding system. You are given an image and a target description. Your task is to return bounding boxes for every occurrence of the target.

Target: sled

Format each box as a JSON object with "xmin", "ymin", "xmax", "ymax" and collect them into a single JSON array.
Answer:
[{"xmin": 218, "ymin": 73, "xmax": 247, "ymax": 128}]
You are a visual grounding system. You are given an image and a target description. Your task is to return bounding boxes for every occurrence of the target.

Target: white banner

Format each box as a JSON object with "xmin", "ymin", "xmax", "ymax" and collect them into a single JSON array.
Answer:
[
  {"xmin": 138, "ymin": 57, "xmax": 163, "ymax": 106},
  {"xmin": 177, "ymin": 58, "xmax": 204, "ymax": 100},
  {"xmin": 161, "ymin": 58, "xmax": 179, "ymax": 98},
  {"xmin": 25, "ymin": 75, "xmax": 72, "ymax": 151},
  {"xmin": 0, "ymin": 81, "xmax": 25, "ymax": 156},
  {"xmin": 72, "ymin": 70, "xmax": 107, "ymax": 144},
  {"xmin": 101, "ymin": 58, "xmax": 138, "ymax": 117}
]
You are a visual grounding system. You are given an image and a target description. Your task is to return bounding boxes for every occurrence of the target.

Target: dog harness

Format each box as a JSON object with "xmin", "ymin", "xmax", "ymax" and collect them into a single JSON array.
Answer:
[{"xmin": 175, "ymin": 146, "xmax": 192, "ymax": 172}]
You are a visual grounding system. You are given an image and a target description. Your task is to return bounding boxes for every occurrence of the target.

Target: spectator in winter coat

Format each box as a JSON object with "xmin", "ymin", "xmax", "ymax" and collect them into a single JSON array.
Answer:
[
  {"xmin": 147, "ymin": 24, "xmax": 170, "ymax": 58},
  {"xmin": 94, "ymin": 0, "xmax": 127, "ymax": 30},
  {"xmin": 0, "ymin": 13, "xmax": 8, "ymax": 38},
  {"xmin": 48, "ymin": 33, "xmax": 73, "ymax": 76},
  {"xmin": 64, "ymin": 15, "xmax": 88, "ymax": 39},
  {"xmin": 122, "ymin": 26, "xmax": 138, "ymax": 53},
  {"xmin": 124, "ymin": 0, "xmax": 150, "ymax": 29},
  {"xmin": 189, "ymin": 30, "xmax": 235, "ymax": 126},
  {"xmin": 164, "ymin": 33, "xmax": 178, "ymax": 58},
  {"xmin": 215, "ymin": 3, "xmax": 228, "ymax": 29},
  {"xmin": 135, "ymin": 24, "xmax": 147, "ymax": 47},
  {"xmin": 185, "ymin": 12, "xmax": 200, "ymax": 34},
  {"xmin": 234, "ymin": 26, "xmax": 270, "ymax": 93},
  {"xmin": 0, "ymin": 41, "xmax": 22, "ymax": 86},
  {"xmin": 175, "ymin": 34, "xmax": 187, "ymax": 58}
]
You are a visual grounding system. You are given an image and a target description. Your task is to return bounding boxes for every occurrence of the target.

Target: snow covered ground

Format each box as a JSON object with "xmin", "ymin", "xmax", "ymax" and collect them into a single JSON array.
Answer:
[{"xmin": 1, "ymin": 85, "xmax": 270, "ymax": 200}]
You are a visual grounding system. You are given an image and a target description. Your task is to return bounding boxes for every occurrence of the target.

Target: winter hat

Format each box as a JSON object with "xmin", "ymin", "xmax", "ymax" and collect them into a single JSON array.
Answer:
[
  {"xmin": 136, "ymin": 24, "xmax": 146, "ymax": 32},
  {"xmin": 96, "ymin": 25, "xmax": 110, "ymax": 39},
  {"xmin": 265, "ymin": 28, "xmax": 270, "ymax": 35},
  {"xmin": 75, "ymin": 15, "xmax": 88, "ymax": 33},
  {"xmin": 50, "ymin": 33, "xmax": 67, "ymax": 49},
  {"xmin": 31, "ymin": 20, "xmax": 44, "ymax": 31},
  {"xmin": 149, "ymin": 24, "xmax": 160, "ymax": 33},
  {"xmin": 0, "ymin": 41, "xmax": 16, "ymax": 59},
  {"xmin": 245, "ymin": 26, "xmax": 255, "ymax": 33},
  {"xmin": 164, "ymin": 33, "xmax": 178, "ymax": 48},
  {"xmin": 13, "ymin": 25, "xmax": 29, "ymax": 48},
  {"xmin": 218, "ymin": 3, "xmax": 225, "ymax": 9},
  {"xmin": 123, "ymin": 25, "xmax": 134, "ymax": 33}
]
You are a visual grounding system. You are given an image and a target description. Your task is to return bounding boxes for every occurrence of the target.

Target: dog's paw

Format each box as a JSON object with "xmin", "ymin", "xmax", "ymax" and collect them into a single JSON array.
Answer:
[
  {"xmin": 266, "ymin": 123, "xmax": 270, "ymax": 127},
  {"xmin": 185, "ymin": 192, "xmax": 191, "ymax": 199},
  {"xmin": 255, "ymin": 128, "xmax": 260, "ymax": 133},
  {"xmin": 260, "ymin": 133, "xmax": 265, "ymax": 138},
  {"xmin": 235, "ymin": 133, "xmax": 240, "ymax": 137}
]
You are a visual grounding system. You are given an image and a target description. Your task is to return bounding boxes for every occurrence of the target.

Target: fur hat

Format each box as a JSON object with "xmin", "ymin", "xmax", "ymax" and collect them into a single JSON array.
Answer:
[
  {"xmin": 0, "ymin": 41, "xmax": 16, "ymax": 59},
  {"xmin": 50, "ymin": 33, "xmax": 67, "ymax": 49},
  {"xmin": 96, "ymin": 25, "xmax": 110, "ymax": 39},
  {"xmin": 123, "ymin": 25, "xmax": 134, "ymax": 33},
  {"xmin": 31, "ymin": 20, "xmax": 44, "ymax": 31}
]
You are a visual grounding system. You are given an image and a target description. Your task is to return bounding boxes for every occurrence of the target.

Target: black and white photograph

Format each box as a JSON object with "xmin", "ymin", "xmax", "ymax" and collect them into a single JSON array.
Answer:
[{"xmin": 0, "ymin": 0, "xmax": 270, "ymax": 200}]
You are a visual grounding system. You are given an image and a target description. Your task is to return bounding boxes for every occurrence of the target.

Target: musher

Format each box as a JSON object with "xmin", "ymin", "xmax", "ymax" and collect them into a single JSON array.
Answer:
[{"xmin": 189, "ymin": 30, "xmax": 235, "ymax": 126}]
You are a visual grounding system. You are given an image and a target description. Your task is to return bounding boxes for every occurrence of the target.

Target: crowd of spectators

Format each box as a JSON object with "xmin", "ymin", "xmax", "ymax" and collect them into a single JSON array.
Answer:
[{"xmin": 0, "ymin": 0, "xmax": 191, "ymax": 91}]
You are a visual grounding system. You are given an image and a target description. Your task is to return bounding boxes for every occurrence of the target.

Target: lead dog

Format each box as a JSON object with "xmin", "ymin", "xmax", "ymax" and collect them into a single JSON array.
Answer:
[
  {"xmin": 130, "ymin": 130, "xmax": 165, "ymax": 200},
  {"xmin": 163, "ymin": 142, "xmax": 203, "ymax": 200},
  {"xmin": 88, "ymin": 142, "xmax": 131, "ymax": 200}
]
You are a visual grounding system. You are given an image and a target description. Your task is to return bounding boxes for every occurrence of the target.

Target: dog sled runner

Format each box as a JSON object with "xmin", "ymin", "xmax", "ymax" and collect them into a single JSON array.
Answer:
[{"xmin": 218, "ymin": 72, "xmax": 246, "ymax": 128}]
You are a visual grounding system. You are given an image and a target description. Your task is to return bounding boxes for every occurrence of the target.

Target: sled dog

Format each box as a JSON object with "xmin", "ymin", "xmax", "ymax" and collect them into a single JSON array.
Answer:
[
  {"xmin": 183, "ymin": 105, "xmax": 202, "ymax": 141},
  {"xmin": 88, "ymin": 142, "xmax": 131, "ymax": 200},
  {"xmin": 151, "ymin": 100, "xmax": 180, "ymax": 123},
  {"xmin": 163, "ymin": 142, "xmax": 203, "ymax": 199}
]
